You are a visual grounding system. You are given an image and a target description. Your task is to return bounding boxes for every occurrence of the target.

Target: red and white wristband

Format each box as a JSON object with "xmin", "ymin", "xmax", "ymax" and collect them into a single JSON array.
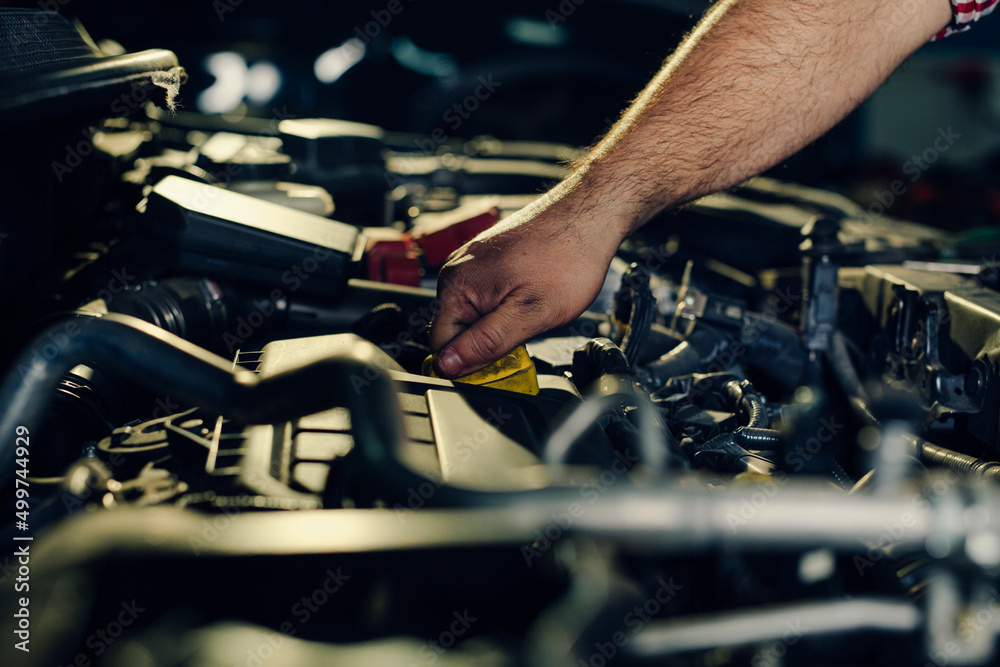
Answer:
[{"xmin": 933, "ymin": 0, "xmax": 998, "ymax": 40}]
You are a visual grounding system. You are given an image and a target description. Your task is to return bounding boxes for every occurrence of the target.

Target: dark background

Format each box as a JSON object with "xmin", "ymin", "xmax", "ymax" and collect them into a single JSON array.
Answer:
[{"xmin": 41, "ymin": 0, "xmax": 1000, "ymax": 227}]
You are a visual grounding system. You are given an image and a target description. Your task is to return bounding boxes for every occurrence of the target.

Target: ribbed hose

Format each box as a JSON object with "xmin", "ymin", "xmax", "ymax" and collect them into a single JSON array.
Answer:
[
  {"xmin": 618, "ymin": 263, "xmax": 656, "ymax": 370},
  {"xmin": 830, "ymin": 460, "xmax": 855, "ymax": 491},
  {"xmin": 728, "ymin": 381, "xmax": 782, "ymax": 448},
  {"xmin": 733, "ymin": 427, "xmax": 781, "ymax": 448},
  {"xmin": 689, "ymin": 432, "xmax": 763, "ymax": 474},
  {"xmin": 741, "ymin": 391, "xmax": 769, "ymax": 428},
  {"xmin": 828, "ymin": 331, "xmax": 1000, "ymax": 485},
  {"xmin": 912, "ymin": 438, "xmax": 1000, "ymax": 483}
]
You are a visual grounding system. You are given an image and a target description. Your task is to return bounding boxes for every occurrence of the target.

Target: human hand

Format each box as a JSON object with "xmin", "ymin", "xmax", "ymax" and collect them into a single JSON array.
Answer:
[{"xmin": 429, "ymin": 192, "xmax": 626, "ymax": 378}]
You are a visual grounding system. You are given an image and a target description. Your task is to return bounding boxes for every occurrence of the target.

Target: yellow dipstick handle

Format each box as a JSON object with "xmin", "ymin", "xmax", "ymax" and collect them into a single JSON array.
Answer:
[{"xmin": 423, "ymin": 345, "xmax": 539, "ymax": 395}]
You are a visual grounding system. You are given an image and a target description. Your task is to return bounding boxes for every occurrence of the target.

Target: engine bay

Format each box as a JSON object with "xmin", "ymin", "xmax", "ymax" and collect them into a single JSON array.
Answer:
[{"xmin": 6, "ymin": 7, "xmax": 1000, "ymax": 667}]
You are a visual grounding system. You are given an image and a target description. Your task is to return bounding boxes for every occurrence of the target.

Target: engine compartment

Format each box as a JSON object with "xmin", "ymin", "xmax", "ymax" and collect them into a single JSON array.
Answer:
[{"xmin": 6, "ymin": 11, "xmax": 1000, "ymax": 667}]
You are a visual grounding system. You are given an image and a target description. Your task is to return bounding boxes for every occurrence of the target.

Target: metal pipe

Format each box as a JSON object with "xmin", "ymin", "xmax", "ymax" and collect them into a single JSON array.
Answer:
[
  {"xmin": 559, "ymin": 483, "xmax": 953, "ymax": 553},
  {"xmin": 628, "ymin": 598, "xmax": 921, "ymax": 658},
  {"xmin": 913, "ymin": 437, "xmax": 1000, "ymax": 483},
  {"xmin": 21, "ymin": 478, "xmax": 979, "ymax": 568}
]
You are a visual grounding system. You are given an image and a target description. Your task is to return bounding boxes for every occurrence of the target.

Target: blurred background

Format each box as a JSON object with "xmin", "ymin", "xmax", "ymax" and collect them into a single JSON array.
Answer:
[{"xmin": 53, "ymin": 0, "xmax": 1000, "ymax": 230}]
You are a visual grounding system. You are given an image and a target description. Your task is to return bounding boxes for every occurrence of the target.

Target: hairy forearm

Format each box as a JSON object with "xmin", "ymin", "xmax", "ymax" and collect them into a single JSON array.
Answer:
[{"xmin": 553, "ymin": 0, "xmax": 951, "ymax": 236}]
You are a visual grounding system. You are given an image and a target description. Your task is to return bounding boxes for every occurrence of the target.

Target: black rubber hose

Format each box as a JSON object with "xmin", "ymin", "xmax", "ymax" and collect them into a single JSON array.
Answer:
[
  {"xmin": 740, "ymin": 313, "xmax": 806, "ymax": 389},
  {"xmin": 733, "ymin": 427, "xmax": 781, "ymax": 449},
  {"xmin": 350, "ymin": 302, "xmax": 404, "ymax": 340},
  {"xmin": 618, "ymin": 263, "xmax": 656, "ymax": 370},
  {"xmin": 0, "ymin": 314, "xmax": 442, "ymax": 505},
  {"xmin": 643, "ymin": 313, "xmax": 802, "ymax": 391},
  {"xmin": 566, "ymin": 341, "xmax": 682, "ymax": 471},
  {"xmin": 604, "ymin": 411, "xmax": 687, "ymax": 471},
  {"xmin": 572, "ymin": 337, "xmax": 632, "ymax": 389},
  {"xmin": 741, "ymin": 391, "xmax": 769, "ymax": 429},
  {"xmin": 830, "ymin": 331, "xmax": 866, "ymax": 400},
  {"xmin": 107, "ymin": 277, "xmax": 236, "ymax": 350},
  {"xmin": 0, "ymin": 313, "xmax": 406, "ymax": 487},
  {"xmin": 689, "ymin": 433, "xmax": 756, "ymax": 474},
  {"xmin": 643, "ymin": 325, "xmax": 732, "ymax": 389},
  {"xmin": 724, "ymin": 380, "xmax": 781, "ymax": 448}
]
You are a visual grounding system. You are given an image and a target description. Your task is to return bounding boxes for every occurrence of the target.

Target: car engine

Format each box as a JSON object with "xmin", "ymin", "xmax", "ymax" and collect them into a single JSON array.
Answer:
[{"xmin": 4, "ymin": 6, "xmax": 1000, "ymax": 667}]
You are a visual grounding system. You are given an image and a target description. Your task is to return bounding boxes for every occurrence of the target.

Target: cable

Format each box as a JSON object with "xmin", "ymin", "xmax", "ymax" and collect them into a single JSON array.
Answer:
[{"xmin": 617, "ymin": 263, "xmax": 656, "ymax": 369}]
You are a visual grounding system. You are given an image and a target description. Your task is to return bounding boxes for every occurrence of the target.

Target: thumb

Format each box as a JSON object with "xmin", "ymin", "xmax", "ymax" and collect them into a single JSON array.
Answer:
[{"xmin": 435, "ymin": 302, "xmax": 542, "ymax": 378}]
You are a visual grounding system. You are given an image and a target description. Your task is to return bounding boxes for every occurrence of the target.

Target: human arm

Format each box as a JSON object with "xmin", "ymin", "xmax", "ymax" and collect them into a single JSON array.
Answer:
[{"xmin": 429, "ymin": 0, "xmax": 952, "ymax": 378}]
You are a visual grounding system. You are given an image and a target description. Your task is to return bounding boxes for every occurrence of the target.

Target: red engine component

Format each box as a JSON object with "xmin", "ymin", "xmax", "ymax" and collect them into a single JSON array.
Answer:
[
  {"xmin": 365, "ymin": 238, "xmax": 421, "ymax": 287},
  {"xmin": 364, "ymin": 200, "xmax": 501, "ymax": 286},
  {"xmin": 409, "ymin": 202, "xmax": 500, "ymax": 266}
]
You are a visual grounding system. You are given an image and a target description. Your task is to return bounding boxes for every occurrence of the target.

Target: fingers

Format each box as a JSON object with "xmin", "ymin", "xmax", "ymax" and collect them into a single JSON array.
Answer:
[
  {"xmin": 433, "ymin": 299, "xmax": 543, "ymax": 377},
  {"xmin": 428, "ymin": 266, "xmax": 482, "ymax": 353},
  {"xmin": 428, "ymin": 294, "xmax": 477, "ymax": 354}
]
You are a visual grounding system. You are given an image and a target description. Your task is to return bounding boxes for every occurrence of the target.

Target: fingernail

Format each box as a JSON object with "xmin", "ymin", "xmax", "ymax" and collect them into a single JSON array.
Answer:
[{"xmin": 437, "ymin": 347, "xmax": 465, "ymax": 377}]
